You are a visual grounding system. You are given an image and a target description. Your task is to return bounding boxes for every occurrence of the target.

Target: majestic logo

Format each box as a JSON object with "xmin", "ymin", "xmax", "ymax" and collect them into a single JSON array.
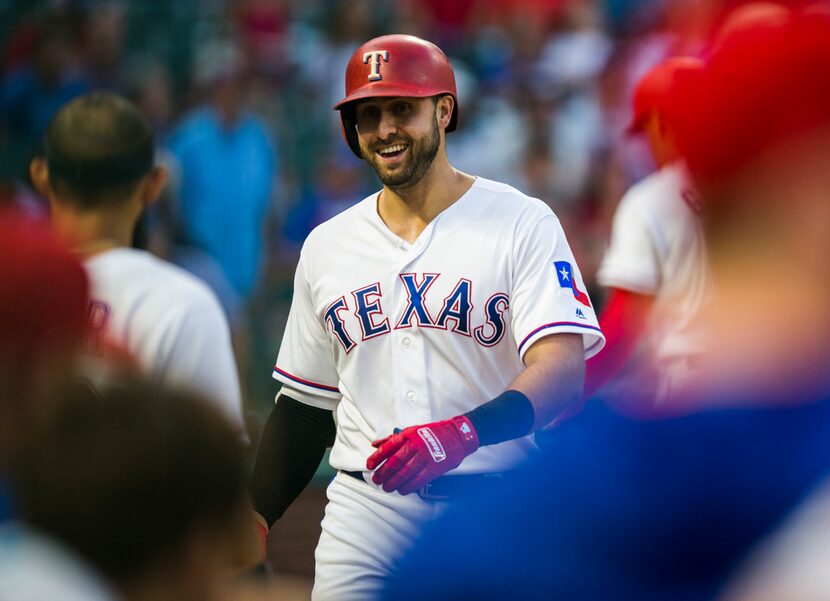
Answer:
[
  {"xmin": 575, "ymin": 307, "xmax": 586, "ymax": 319},
  {"xmin": 363, "ymin": 50, "xmax": 389, "ymax": 81},
  {"xmin": 418, "ymin": 427, "xmax": 446, "ymax": 463},
  {"xmin": 554, "ymin": 261, "xmax": 591, "ymax": 307}
]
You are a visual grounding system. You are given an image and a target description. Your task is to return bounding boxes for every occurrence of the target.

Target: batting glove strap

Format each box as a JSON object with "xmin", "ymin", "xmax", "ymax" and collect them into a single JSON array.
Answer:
[
  {"xmin": 450, "ymin": 415, "xmax": 480, "ymax": 452},
  {"xmin": 366, "ymin": 416, "xmax": 480, "ymax": 495}
]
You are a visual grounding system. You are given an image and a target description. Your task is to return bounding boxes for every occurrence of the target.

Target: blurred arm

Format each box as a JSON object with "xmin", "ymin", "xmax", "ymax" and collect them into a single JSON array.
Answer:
[{"xmin": 583, "ymin": 288, "xmax": 653, "ymax": 399}]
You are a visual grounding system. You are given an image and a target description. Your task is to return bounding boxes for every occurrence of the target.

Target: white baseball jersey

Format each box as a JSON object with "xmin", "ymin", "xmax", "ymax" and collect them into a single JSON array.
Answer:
[
  {"xmin": 597, "ymin": 162, "xmax": 710, "ymax": 365},
  {"xmin": 273, "ymin": 177, "xmax": 604, "ymax": 475},
  {"xmin": 83, "ymin": 248, "xmax": 245, "ymax": 434}
]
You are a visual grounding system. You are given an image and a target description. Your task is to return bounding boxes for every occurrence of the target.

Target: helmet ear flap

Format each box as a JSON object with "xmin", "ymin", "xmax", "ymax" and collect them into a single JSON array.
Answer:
[{"xmin": 339, "ymin": 105, "xmax": 363, "ymax": 159}]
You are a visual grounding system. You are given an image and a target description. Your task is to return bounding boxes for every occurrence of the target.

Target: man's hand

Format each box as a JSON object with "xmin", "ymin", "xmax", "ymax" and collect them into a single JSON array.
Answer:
[{"xmin": 366, "ymin": 416, "xmax": 479, "ymax": 494}]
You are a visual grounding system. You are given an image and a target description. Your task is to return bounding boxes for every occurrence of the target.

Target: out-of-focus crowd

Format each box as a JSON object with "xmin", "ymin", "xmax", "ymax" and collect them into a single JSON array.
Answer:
[
  {"xmin": 0, "ymin": 0, "xmax": 724, "ymax": 324},
  {"xmin": 0, "ymin": 0, "xmax": 749, "ymax": 419}
]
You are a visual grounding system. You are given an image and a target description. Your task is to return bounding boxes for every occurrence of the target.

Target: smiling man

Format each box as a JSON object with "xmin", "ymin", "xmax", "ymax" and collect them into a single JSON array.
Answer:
[{"xmin": 250, "ymin": 34, "xmax": 604, "ymax": 600}]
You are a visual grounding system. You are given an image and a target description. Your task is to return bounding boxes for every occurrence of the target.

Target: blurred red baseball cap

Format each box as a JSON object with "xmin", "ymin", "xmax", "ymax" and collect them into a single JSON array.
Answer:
[
  {"xmin": 674, "ymin": 9, "xmax": 830, "ymax": 187},
  {"xmin": 711, "ymin": 1, "xmax": 790, "ymax": 50},
  {"xmin": 0, "ymin": 210, "xmax": 89, "ymax": 373},
  {"xmin": 626, "ymin": 56, "xmax": 704, "ymax": 135}
]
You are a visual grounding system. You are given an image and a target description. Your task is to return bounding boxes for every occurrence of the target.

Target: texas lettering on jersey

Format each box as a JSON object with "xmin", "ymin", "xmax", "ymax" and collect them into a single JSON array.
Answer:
[{"xmin": 323, "ymin": 273, "xmax": 510, "ymax": 353}]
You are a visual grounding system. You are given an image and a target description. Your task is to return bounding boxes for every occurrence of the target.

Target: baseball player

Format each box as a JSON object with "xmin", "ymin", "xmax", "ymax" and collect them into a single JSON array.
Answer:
[
  {"xmin": 250, "ymin": 34, "xmax": 604, "ymax": 599},
  {"xmin": 585, "ymin": 57, "xmax": 710, "ymax": 406},
  {"xmin": 29, "ymin": 92, "xmax": 246, "ymax": 437}
]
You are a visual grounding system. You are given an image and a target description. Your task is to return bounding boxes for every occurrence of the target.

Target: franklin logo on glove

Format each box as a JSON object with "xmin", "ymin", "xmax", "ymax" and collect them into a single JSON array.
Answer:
[{"xmin": 417, "ymin": 427, "xmax": 446, "ymax": 462}]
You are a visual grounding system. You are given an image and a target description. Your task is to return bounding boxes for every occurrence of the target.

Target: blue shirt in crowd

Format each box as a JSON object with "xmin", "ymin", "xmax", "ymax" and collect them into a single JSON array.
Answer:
[{"xmin": 167, "ymin": 107, "xmax": 276, "ymax": 298}]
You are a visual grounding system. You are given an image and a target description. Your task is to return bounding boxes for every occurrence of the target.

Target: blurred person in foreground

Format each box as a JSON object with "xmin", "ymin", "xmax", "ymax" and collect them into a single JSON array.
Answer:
[
  {"xmin": 581, "ymin": 56, "xmax": 710, "ymax": 407},
  {"xmin": 0, "ymin": 212, "xmax": 116, "ymax": 600},
  {"xmin": 30, "ymin": 91, "xmax": 246, "ymax": 439},
  {"xmin": 0, "ymin": 213, "xmax": 89, "ymax": 520},
  {"xmin": 381, "ymin": 8, "xmax": 830, "ymax": 600},
  {"xmin": 11, "ymin": 379, "xmax": 259, "ymax": 601}
]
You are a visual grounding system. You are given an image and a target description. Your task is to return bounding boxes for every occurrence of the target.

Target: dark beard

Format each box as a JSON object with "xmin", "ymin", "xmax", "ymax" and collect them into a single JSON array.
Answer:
[{"xmin": 362, "ymin": 120, "xmax": 441, "ymax": 189}]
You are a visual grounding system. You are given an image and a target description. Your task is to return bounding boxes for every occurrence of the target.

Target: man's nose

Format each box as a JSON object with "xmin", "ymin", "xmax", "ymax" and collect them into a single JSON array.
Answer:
[{"xmin": 377, "ymin": 110, "xmax": 398, "ymax": 139}]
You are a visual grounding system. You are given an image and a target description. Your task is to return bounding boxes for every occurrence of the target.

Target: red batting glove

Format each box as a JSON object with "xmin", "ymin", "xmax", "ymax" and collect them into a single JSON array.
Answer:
[{"xmin": 366, "ymin": 416, "xmax": 480, "ymax": 495}]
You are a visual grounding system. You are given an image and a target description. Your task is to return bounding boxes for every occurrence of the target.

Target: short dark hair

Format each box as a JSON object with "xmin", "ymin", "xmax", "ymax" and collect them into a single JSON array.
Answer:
[
  {"xmin": 44, "ymin": 91, "xmax": 155, "ymax": 208},
  {"xmin": 16, "ymin": 378, "xmax": 248, "ymax": 584}
]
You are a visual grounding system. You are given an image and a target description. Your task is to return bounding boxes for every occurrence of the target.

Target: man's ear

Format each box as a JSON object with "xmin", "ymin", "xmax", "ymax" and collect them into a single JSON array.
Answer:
[
  {"xmin": 29, "ymin": 157, "xmax": 51, "ymax": 198},
  {"xmin": 436, "ymin": 95, "xmax": 454, "ymax": 130},
  {"xmin": 140, "ymin": 165, "xmax": 168, "ymax": 207}
]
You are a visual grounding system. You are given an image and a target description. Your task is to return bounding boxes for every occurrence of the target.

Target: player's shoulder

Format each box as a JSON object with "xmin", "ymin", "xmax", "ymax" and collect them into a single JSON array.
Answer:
[
  {"xmin": 469, "ymin": 177, "xmax": 556, "ymax": 222},
  {"xmin": 302, "ymin": 191, "xmax": 378, "ymax": 248},
  {"xmin": 619, "ymin": 163, "xmax": 689, "ymax": 213},
  {"xmin": 86, "ymin": 248, "xmax": 222, "ymax": 313}
]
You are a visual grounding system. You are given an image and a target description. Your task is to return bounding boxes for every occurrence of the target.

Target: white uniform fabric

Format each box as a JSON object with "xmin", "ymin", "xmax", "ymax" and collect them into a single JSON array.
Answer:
[
  {"xmin": 596, "ymin": 163, "xmax": 710, "ymax": 397},
  {"xmin": 273, "ymin": 176, "xmax": 603, "ymax": 473},
  {"xmin": 0, "ymin": 523, "xmax": 119, "ymax": 601},
  {"xmin": 312, "ymin": 472, "xmax": 444, "ymax": 601},
  {"xmin": 83, "ymin": 248, "xmax": 245, "ymax": 433}
]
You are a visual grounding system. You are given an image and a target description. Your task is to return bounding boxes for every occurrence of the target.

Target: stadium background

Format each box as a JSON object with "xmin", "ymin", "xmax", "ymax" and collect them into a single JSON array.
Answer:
[{"xmin": 0, "ymin": 0, "xmax": 736, "ymax": 593}]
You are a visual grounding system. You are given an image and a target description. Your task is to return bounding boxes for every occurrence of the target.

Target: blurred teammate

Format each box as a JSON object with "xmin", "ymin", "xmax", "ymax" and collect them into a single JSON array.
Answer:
[
  {"xmin": 0, "ymin": 212, "xmax": 117, "ymax": 601},
  {"xmin": 13, "ymin": 379, "xmax": 256, "ymax": 601},
  {"xmin": 586, "ymin": 56, "xmax": 709, "ymax": 406},
  {"xmin": 30, "ymin": 91, "xmax": 246, "ymax": 436},
  {"xmin": 250, "ymin": 34, "xmax": 603, "ymax": 599},
  {"xmin": 0, "ymin": 212, "xmax": 89, "ymax": 518},
  {"xmin": 384, "ymin": 8, "xmax": 830, "ymax": 600}
]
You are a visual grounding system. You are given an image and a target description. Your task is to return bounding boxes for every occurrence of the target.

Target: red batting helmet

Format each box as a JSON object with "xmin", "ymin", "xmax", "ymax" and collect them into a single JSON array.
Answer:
[{"xmin": 334, "ymin": 34, "xmax": 459, "ymax": 158}]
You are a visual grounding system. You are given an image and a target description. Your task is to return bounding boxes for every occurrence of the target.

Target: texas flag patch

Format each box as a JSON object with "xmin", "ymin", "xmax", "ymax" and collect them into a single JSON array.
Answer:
[{"xmin": 554, "ymin": 261, "xmax": 591, "ymax": 307}]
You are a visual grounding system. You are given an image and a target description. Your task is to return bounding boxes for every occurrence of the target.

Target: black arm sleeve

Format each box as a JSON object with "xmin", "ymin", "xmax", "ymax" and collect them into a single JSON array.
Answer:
[
  {"xmin": 249, "ymin": 394, "xmax": 336, "ymax": 526},
  {"xmin": 464, "ymin": 390, "xmax": 535, "ymax": 447}
]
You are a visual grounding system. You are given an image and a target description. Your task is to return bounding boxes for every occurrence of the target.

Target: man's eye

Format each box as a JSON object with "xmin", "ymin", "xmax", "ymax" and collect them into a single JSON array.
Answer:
[{"xmin": 395, "ymin": 103, "xmax": 411, "ymax": 114}]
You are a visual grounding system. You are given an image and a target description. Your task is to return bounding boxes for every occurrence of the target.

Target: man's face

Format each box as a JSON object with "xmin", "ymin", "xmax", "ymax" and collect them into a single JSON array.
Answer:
[{"xmin": 354, "ymin": 96, "xmax": 441, "ymax": 189}]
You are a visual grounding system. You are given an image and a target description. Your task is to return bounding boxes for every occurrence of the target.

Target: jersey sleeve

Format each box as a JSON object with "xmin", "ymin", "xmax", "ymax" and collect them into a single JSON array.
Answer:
[
  {"xmin": 272, "ymin": 252, "xmax": 341, "ymax": 409},
  {"xmin": 155, "ymin": 291, "xmax": 247, "ymax": 441},
  {"xmin": 596, "ymin": 188, "xmax": 661, "ymax": 294},
  {"xmin": 510, "ymin": 215, "xmax": 605, "ymax": 361}
]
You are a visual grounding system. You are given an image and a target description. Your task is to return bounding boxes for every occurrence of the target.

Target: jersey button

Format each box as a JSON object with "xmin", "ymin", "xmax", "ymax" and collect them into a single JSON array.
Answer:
[
  {"xmin": 406, "ymin": 391, "xmax": 416, "ymax": 401},
  {"xmin": 402, "ymin": 337, "xmax": 411, "ymax": 348}
]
